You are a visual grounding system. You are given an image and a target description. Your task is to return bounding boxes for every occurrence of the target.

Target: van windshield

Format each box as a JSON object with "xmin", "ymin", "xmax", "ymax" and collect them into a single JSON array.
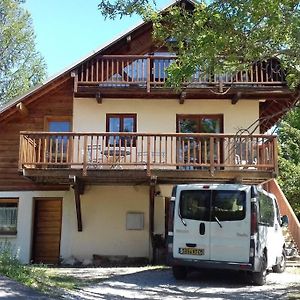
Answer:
[{"xmin": 179, "ymin": 190, "xmax": 246, "ymax": 221}]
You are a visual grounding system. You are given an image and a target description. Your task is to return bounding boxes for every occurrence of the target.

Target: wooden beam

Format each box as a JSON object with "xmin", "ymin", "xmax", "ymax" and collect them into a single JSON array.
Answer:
[
  {"xmin": 231, "ymin": 92, "xmax": 242, "ymax": 105},
  {"xmin": 70, "ymin": 175, "xmax": 84, "ymax": 232},
  {"xmin": 179, "ymin": 91, "xmax": 186, "ymax": 104},
  {"xmin": 16, "ymin": 102, "xmax": 28, "ymax": 116},
  {"xmin": 96, "ymin": 92, "xmax": 102, "ymax": 104}
]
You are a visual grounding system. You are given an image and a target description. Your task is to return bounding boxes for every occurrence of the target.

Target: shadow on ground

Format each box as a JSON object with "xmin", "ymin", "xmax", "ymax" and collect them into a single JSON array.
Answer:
[{"xmin": 64, "ymin": 268, "xmax": 295, "ymax": 300}]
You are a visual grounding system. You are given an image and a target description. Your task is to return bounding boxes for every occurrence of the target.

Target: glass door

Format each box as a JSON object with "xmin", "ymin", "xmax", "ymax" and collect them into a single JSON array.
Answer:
[{"xmin": 177, "ymin": 115, "xmax": 223, "ymax": 168}]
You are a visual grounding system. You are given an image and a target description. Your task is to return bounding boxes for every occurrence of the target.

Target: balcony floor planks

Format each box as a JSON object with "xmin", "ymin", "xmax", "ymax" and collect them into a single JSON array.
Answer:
[{"xmin": 22, "ymin": 168, "xmax": 275, "ymax": 185}]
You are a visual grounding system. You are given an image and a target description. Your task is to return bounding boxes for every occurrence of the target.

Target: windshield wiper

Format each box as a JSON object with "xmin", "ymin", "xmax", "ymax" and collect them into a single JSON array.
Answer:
[
  {"xmin": 214, "ymin": 216, "xmax": 223, "ymax": 228},
  {"xmin": 179, "ymin": 214, "xmax": 187, "ymax": 226}
]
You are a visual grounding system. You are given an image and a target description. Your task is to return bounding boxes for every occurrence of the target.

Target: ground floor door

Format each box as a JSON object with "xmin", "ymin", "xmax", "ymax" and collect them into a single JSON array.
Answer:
[{"xmin": 32, "ymin": 198, "xmax": 62, "ymax": 264}]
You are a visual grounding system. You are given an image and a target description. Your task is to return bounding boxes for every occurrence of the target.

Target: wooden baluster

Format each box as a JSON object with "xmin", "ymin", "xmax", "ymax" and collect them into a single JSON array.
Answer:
[
  {"xmin": 147, "ymin": 57, "xmax": 151, "ymax": 93},
  {"xmin": 170, "ymin": 136, "xmax": 173, "ymax": 165},
  {"xmin": 85, "ymin": 62, "xmax": 89, "ymax": 82},
  {"xmin": 204, "ymin": 140, "xmax": 207, "ymax": 164},
  {"xmin": 101, "ymin": 59, "xmax": 104, "ymax": 82},
  {"xmin": 37, "ymin": 138, "xmax": 41, "ymax": 164},
  {"xmin": 198, "ymin": 140, "xmax": 202, "ymax": 165},
  {"xmin": 122, "ymin": 60, "xmax": 125, "ymax": 82},
  {"xmin": 96, "ymin": 59, "xmax": 99, "ymax": 82},
  {"xmin": 130, "ymin": 135, "xmax": 133, "ymax": 163},
  {"xmin": 91, "ymin": 60, "xmax": 94, "ymax": 82},
  {"xmin": 159, "ymin": 136, "xmax": 162, "ymax": 164},
  {"xmin": 141, "ymin": 136, "xmax": 144, "ymax": 163},
  {"xmin": 106, "ymin": 59, "xmax": 109, "ymax": 82},
  {"xmin": 165, "ymin": 136, "xmax": 168, "ymax": 164},
  {"xmin": 102, "ymin": 135, "xmax": 105, "ymax": 164},
  {"xmin": 153, "ymin": 136, "xmax": 157, "ymax": 163}
]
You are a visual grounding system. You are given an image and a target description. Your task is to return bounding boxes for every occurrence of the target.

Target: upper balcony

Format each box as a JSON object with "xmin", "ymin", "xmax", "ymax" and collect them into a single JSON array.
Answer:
[
  {"xmin": 73, "ymin": 55, "xmax": 287, "ymax": 99},
  {"xmin": 19, "ymin": 132, "xmax": 278, "ymax": 186}
]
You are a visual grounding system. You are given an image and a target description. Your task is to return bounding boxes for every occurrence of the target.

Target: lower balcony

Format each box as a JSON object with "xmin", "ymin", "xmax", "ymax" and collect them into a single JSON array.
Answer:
[{"xmin": 19, "ymin": 132, "xmax": 278, "ymax": 185}]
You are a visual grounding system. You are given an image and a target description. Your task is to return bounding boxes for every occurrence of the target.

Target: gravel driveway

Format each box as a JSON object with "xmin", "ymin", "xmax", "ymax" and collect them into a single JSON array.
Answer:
[{"xmin": 58, "ymin": 267, "xmax": 300, "ymax": 300}]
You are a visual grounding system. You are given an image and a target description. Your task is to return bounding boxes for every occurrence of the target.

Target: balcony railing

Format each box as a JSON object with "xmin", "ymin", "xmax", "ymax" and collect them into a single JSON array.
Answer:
[
  {"xmin": 19, "ymin": 132, "xmax": 278, "ymax": 179},
  {"xmin": 75, "ymin": 55, "xmax": 286, "ymax": 92}
]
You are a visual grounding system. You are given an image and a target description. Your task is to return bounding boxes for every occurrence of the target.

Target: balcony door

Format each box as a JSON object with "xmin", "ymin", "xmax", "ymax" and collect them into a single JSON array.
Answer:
[{"xmin": 177, "ymin": 115, "xmax": 223, "ymax": 167}]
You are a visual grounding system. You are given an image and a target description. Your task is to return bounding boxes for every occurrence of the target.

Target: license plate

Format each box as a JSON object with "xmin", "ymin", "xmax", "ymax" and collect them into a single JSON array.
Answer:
[{"xmin": 178, "ymin": 247, "xmax": 205, "ymax": 256}]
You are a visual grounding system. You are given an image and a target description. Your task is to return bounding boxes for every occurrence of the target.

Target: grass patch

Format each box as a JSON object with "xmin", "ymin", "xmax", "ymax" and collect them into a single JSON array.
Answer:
[{"xmin": 0, "ymin": 247, "xmax": 92, "ymax": 298}]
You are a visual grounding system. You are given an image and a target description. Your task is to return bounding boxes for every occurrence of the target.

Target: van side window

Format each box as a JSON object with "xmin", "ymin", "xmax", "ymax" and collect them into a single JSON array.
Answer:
[
  {"xmin": 179, "ymin": 190, "xmax": 210, "ymax": 221},
  {"xmin": 259, "ymin": 193, "xmax": 274, "ymax": 226},
  {"xmin": 212, "ymin": 191, "xmax": 246, "ymax": 221}
]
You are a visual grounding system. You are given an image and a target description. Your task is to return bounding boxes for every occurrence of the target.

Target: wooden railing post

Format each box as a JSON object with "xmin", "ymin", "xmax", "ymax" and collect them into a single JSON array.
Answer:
[
  {"xmin": 147, "ymin": 136, "xmax": 151, "ymax": 175},
  {"xmin": 273, "ymin": 137, "xmax": 279, "ymax": 176},
  {"xmin": 147, "ymin": 57, "xmax": 151, "ymax": 93},
  {"xmin": 18, "ymin": 135, "xmax": 24, "ymax": 171},
  {"xmin": 210, "ymin": 136, "xmax": 215, "ymax": 175},
  {"xmin": 83, "ymin": 135, "xmax": 88, "ymax": 176}
]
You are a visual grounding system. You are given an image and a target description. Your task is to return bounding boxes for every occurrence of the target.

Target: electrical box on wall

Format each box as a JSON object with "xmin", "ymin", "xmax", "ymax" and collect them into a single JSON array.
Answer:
[{"xmin": 126, "ymin": 212, "xmax": 144, "ymax": 230}]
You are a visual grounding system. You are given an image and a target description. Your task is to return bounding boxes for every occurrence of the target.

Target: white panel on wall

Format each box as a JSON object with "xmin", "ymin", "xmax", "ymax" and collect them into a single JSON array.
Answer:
[{"xmin": 126, "ymin": 212, "xmax": 144, "ymax": 230}]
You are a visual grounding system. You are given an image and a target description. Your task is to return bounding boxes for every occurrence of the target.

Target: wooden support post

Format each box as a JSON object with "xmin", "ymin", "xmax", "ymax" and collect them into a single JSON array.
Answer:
[
  {"xmin": 70, "ymin": 175, "xmax": 84, "ymax": 232},
  {"xmin": 149, "ymin": 177, "xmax": 156, "ymax": 264}
]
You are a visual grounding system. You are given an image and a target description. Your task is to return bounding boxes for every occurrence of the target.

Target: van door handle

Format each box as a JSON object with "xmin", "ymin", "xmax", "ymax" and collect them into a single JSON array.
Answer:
[{"xmin": 199, "ymin": 223, "xmax": 205, "ymax": 235}]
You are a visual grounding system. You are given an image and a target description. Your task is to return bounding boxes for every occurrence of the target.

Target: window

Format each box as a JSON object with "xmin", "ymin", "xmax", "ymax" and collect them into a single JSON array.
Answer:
[
  {"xmin": 0, "ymin": 199, "xmax": 18, "ymax": 235},
  {"xmin": 212, "ymin": 190, "xmax": 246, "ymax": 221},
  {"xmin": 106, "ymin": 114, "xmax": 137, "ymax": 146},
  {"xmin": 259, "ymin": 193, "xmax": 275, "ymax": 227},
  {"xmin": 177, "ymin": 115, "xmax": 223, "ymax": 134},
  {"xmin": 45, "ymin": 117, "xmax": 72, "ymax": 162},
  {"xmin": 179, "ymin": 190, "xmax": 210, "ymax": 221}
]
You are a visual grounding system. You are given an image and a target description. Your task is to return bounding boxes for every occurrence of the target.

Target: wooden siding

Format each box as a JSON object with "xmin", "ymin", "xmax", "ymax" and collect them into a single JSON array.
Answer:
[
  {"xmin": 32, "ymin": 198, "xmax": 62, "ymax": 264},
  {"xmin": 0, "ymin": 79, "xmax": 73, "ymax": 191}
]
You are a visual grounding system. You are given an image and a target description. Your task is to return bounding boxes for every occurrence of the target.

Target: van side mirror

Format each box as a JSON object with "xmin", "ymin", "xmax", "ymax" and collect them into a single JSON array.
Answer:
[{"xmin": 281, "ymin": 215, "xmax": 289, "ymax": 227}]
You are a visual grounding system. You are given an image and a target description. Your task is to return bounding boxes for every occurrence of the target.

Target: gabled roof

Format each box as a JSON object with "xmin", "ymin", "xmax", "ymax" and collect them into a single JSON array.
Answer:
[{"xmin": 0, "ymin": 0, "xmax": 197, "ymax": 120}]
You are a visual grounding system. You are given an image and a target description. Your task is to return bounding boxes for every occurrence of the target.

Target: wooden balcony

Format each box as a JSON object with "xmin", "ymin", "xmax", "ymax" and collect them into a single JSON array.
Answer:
[
  {"xmin": 74, "ymin": 55, "xmax": 287, "ymax": 98},
  {"xmin": 19, "ymin": 132, "xmax": 278, "ymax": 185}
]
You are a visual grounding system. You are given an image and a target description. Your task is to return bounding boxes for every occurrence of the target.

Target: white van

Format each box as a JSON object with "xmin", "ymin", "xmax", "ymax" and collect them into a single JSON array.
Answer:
[{"xmin": 167, "ymin": 183, "xmax": 288, "ymax": 285}]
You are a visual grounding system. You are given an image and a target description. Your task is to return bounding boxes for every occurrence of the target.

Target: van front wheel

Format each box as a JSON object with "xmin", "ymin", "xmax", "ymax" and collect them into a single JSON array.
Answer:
[
  {"xmin": 172, "ymin": 266, "xmax": 187, "ymax": 280},
  {"xmin": 272, "ymin": 250, "xmax": 286, "ymax": 273}
]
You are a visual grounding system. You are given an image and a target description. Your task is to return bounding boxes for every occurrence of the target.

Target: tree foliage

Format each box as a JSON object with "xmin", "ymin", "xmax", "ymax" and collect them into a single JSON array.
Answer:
[
  {"xmin": 0, "ymin": 0, "xmax": 46, "ymax": 106},
  {"xmin": 98, "ymin": 0, "xmax": 300, "ymax": 90},
  {"xmin": 278, "ymin": 107, "xmax": 300, "ymax": 218}
]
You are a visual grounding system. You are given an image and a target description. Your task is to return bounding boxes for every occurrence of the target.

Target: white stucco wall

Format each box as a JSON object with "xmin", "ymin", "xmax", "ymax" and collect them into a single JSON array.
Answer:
[
  {"xmin": 73, "ymin": 98, "xmax": 259, "ymax": 134},
  {"xmin": 0, "ymin": 190, "xmax": 70, "ymax": 263},
  {"xmin": 60, "ymin": 185, "xmax": 151, "ymax": 261}
]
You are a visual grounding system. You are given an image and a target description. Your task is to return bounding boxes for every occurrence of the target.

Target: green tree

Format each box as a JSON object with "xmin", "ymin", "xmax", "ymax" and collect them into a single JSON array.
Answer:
[
  {"xmin": 98, "ymin": 0, "xmax": 300, "ymax": 90},
  {"xmin": 0, "ymin": 0, "xmax": 46, "ymax": 106},
  {"xmin": 278, "ymin": 107, "xmax": 300, "ymax": 219}
]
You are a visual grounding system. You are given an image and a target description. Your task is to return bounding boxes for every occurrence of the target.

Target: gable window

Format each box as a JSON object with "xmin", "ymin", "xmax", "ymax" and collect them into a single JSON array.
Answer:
[
  {"xmin": 106, "ymin": 114, "xmax": 137, "ymax": 146},
  {"xmin": 0, "ymin": 199, "xmax": 18, "ymax": 235}
]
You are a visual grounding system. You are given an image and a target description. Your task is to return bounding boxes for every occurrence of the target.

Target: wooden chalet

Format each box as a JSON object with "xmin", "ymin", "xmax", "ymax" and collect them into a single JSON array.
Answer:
[{"xmin": 0, "ymin": 0, "xmax": 299, "ymax": 264}]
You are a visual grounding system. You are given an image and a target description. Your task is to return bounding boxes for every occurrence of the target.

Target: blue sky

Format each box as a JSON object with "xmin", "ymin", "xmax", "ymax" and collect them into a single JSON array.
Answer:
[{"xmin": 23, "ymin": 0, "xmax": 169, "ymax": 77}]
